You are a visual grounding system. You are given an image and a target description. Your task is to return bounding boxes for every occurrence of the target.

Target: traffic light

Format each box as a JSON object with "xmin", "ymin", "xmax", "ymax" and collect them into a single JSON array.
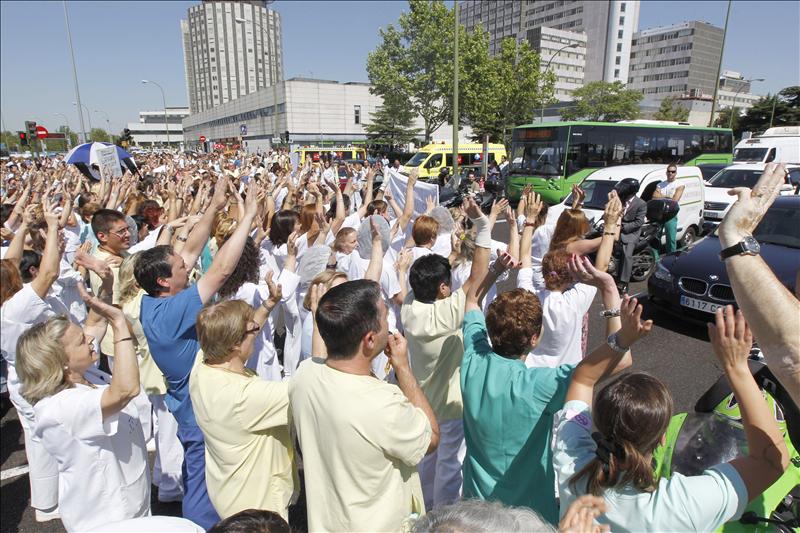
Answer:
[
  {"xmin": 25, "ymin": 121, "xmax": 37, "ymax": 137},
  {"xmin": 18, "ymin": 132, "xmax": 28, "ymax": 146}
]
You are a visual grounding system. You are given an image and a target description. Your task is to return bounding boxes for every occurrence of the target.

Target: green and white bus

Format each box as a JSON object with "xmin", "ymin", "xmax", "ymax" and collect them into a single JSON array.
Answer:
[{"xmin": 507, "ymin": 121, "xmax": 733, "ymax": 204}]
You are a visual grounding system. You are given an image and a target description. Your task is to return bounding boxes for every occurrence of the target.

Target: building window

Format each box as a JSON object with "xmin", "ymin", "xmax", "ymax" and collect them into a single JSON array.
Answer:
[
  {"xmin": 620, "ymin": 2, "xmax": 626, "ymax": 12},
  {"xmin": 617, "ymin": 43, "xmax": 622, "ymax": 52},
  {"xmin": 615, "ymin": 56, "xmax": 621, "ymax": 65},
  {"xmin": 354, "ymin": 105, "xmax": 361, "ymax": 125},
  {"xmin": 614, "ymin": 69, "xmax": 620, "ymax": 78},
  {"xmin": 619, "ymin": 16, "xmax": 625, "ymax": 25},
  {"xmin": 618, "ymin": 29, "xmax": 623, "ymax": 39}
]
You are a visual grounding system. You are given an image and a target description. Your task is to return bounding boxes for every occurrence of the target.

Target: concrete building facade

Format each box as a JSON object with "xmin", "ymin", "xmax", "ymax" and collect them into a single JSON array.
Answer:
[
  {"xmin": 126, "ymin": 107, "xmax": 190, "ymax": 147},
  {"xmin": 181, "ymin": 0, "xmax": 283, "ymax": 114},
  {"xmin": 459, "ymin": 0, "xmax": 639, "ymax": 85},
  {"xmin": 628, "ymin": 21, "xmax": 724, "ymax": 101},
  {"xmin": 526, "ymin": 26, "xmax": 587, "ymax": 101},
  {"xmin": 182, "ymin": 78, "xmax": 470, "ymax": 153}
]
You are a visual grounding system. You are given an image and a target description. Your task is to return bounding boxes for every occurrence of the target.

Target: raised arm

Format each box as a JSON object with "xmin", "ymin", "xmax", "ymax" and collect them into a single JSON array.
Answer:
[
  {"xmin": 30, "ymin": 201, "xmax": 63, "ymax": 300},
  {"xmin": 467, "ymin": 251, "xmax": 518, "ymax": 312},
  {"xmin": 356, "ymin": 167, "xmax": 376, "ymax": 218},
  {"xmin": 395, "ymin": 170, "xmax": 418, "ymax": 229},
  {"xmin": 252, "ymin": 271, "xmax": 282, "ymax": 328},
  {"xmin": 461, "ymin": 197, "xmax": 491, "ymax": 297},
  {"xmin": 197, "ymin": 181, "xmax": 257, "ymax": 304},
  {"xmin": 709, "ymin": 306, "xmax": 789, "ymax": 501},
  {"xmin": 717, "ymin": 163, "xmax": 800, "ymax": 403},
  {"xmin": 309, "ymin": 283, "xmax": 327, "ymax": 359},
  {"xmin": 3, "ymin": 205, "xmax": 36, "ymax": 264},
  {"xmin": 179, "ymin": 176, "xmax": 228, "ymax": 270},
  {"xmin": 595, "ymin": 191, "xmax": 622, "ymax": 272},
  {"xmin": 365, "ymin": 217, "xmax": 384, "ymax": 283},
  {"xmin": 394, "ymin": 249, "xmax": 412, "ymax": 302}
]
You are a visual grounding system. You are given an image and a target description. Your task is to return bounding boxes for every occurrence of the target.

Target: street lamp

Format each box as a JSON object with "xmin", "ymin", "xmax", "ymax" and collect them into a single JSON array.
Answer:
[
  {"xmin": 142, "ymin": 79, "xmax": 171, "ymax": 147},
  {"xmin": 729, "ymin": 77, "xmax": 764, "ymax": 129},
  {"xmin": 94, "ymin": 109, "xmax": 113, "ymax": 142},
  {"xmin": 73, "ymin": 101, "xmax": 93, "ymax": 135},
  {"xmin": 540, "ymin": 43, "xmax": 579, "ymax": 122},
  {"xmin": 235, "ymin": 17, "xmax": 281, "ymax": 146},
  {"xmin": 63, "ymin": 0, "xmax": 87, "ymax": 143}
]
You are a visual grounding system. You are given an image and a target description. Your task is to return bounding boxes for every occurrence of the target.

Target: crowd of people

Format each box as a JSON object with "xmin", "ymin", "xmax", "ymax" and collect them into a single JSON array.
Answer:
[{"xmin": 0, "ymin": 148, "xmax": 797, "ymax": 532}]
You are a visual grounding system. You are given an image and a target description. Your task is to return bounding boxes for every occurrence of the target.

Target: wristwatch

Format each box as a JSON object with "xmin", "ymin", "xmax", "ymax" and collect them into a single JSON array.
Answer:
[
  {"xmin": 599, "ymin": 308, "xmax": 620, "ymax": 318},
  {"xmin": 606, "ymin": 332, "xmax": 629, "ymax": 353},
  {"xmin": 719, "ymin": 236, "xmax": 760, "ymax": 261}
]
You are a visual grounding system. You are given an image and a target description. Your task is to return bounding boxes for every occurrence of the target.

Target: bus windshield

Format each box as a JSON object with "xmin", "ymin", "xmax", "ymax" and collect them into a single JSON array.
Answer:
[
  {"xmin": 510, "ymin": 127, "xmax": 567, "ymax": 176},
  {"xmin": 733, "ymin": 147, "xmax": 768, "ymax": 163},
  {"xmin": 405, "ymin": 151, "xmax": 430, "ymax": 167}
]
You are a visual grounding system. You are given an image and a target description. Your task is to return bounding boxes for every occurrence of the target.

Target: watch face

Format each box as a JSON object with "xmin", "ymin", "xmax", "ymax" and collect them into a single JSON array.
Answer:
[{"xmin": 743, "ymin": 236, "xmax": 760, "ymax": 254}]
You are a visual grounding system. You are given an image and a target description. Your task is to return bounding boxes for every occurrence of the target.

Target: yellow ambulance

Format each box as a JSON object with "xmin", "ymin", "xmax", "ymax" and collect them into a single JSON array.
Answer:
[{"xmin": 403, "ymin": 143, "xmax": 507, "ymax": 179}]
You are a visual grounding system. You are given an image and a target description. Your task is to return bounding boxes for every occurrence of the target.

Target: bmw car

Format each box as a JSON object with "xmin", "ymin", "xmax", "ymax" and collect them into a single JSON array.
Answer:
[{"xmin": 648, "ymin": 196, "xmax": 800, "ymax": 324}]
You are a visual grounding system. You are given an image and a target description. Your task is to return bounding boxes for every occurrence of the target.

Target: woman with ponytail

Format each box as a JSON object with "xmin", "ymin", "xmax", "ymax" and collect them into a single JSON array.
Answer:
[{"xmin": 554, "ymin": 304, "xmax": 790, "ymax": 532}]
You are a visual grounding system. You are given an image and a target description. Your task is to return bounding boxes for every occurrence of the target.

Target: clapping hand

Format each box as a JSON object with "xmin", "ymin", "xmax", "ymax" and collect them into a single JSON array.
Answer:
[
  {"xmin": 559, "ymin": 495, "xmax": 610, "ymax": 533},
  {"xmin": 264, "ymin": 271, "xmax": 283, "ymax": 308},
  {"xmin": 568, "ymin": 254, "xmax": 612, "ymax": 288},
  {"xmin": 708, "ymin": 305, "xmax": 753, "ymax": 372},
  {"xmin": 616, "ymin": 295, "xmax": 654, "ymax": 349}
]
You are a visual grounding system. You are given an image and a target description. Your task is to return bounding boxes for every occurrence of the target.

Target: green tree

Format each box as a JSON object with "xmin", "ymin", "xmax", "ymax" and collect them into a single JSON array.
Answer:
[
  {"xmin": 1, "ymin": 130, "xmax": 24, "ymax": 152},
  {"xmin": 653, "ymin": 97, "xmax": 689, "ymax": 122},
  {"xmin": 463, "ymin": 35, "xmax": 554, "ymax": 148},
  {"xmin": 364, "ymin": 93, "xmax": 421, "ymax": 150},
  {"xmin": 736, "ymin": 86, "xmax": 800, "ymax": 136},
  {"xmin": 560, "ymin": 81, "xmax": 642, "ymax": 122},
  {"xmin": 367, "ymin": 0, "xmax": 486, "ymax": 142},
  {"xmin": 89, "ymin": 128, "xmax": 110, "ymax": 142},
  {"xmin": 713, "ymin": 106, "xmax": 740, "ymax": 133}
]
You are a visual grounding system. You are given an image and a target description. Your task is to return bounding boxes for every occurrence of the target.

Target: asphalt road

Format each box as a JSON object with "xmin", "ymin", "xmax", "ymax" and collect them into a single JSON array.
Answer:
[{"xmin": 0, "ymin": 222, "xmax": 725, "ymax": 532}]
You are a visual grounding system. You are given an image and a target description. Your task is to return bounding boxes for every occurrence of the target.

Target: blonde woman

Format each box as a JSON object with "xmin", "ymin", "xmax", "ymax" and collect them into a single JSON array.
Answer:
[
  {"xmin": 15, "ymin": 292, "xmax": 150, "ymax": 532},
  {"xmin": 118, "ymin": 253, "xmax": 184, "ymax": 503},
  {"xmin": 190, "ymin": 280, "xmax": 296, "ymax": 520}
]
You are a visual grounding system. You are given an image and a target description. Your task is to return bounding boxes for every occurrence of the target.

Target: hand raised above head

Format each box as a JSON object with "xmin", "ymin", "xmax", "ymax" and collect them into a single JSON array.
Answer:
[{"xmin": 718, "ymin": 162, "xmax": 786, "ymax": 247}]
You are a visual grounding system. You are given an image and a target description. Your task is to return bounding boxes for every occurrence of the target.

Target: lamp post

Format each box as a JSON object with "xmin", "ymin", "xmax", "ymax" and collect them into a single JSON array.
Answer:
[
  {"xmin": 142, "ymin": 80, "xmax": 170, "ymax": 147},
  {"xmin": 63, "ymin": 0, "xmax": 87, "ymax": 143},
  {"xmin": 73, "ymin": 102, "xmax": 93, "ymax": 137},
  {"xmin": 235, "ymin": 17, "xmax": 281, "ymax": 146},
  {"xmin": 452, "ymin": 0, "xmax": 459, "ymax": 180},
  {"xmin": 94, "ymin": 109, "xmax": 113, "ymax": 143},
  {"xmin": 709, "ymin": 0, "xmax": 732, "ymax": 126},
  {"xmin": 54, "ymin": 112, "xmax": 72, "ymax": 149},
  {"xmin": 541, "ymin": 43, "xmax": 579, "ymax": 122},
  {"xmin": 728, "ymin": 77, "xmax": 764, "ymax": 130}
]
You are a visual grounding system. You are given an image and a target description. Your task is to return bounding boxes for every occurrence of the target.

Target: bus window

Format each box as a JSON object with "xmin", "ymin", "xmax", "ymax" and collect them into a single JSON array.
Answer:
[{"xmin": 425, "ymin": 153, "xmax": 443, "ymax": 168}]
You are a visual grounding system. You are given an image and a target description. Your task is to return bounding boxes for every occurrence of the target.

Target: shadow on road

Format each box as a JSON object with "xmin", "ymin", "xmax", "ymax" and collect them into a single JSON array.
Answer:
[{"xmin": 634, "ymin": 293, "xmax": 711, "ymax": 342}]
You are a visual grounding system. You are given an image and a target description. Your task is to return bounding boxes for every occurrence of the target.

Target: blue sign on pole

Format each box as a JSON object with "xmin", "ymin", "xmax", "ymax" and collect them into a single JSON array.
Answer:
[{"xmin": 240, "ymin": 124, "xmax": 247, "ymax": 136}]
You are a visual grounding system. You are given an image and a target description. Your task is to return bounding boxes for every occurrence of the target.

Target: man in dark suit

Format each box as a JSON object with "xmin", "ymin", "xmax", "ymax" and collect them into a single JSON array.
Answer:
[{"xmin": 615, "ymin": 178, "xmax": 647, "ymax": 295}]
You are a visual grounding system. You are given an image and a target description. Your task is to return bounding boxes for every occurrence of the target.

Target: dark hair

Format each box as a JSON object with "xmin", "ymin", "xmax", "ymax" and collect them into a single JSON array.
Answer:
[
  {"xmin": 217, "ymin": 237, "xmax": 260, "ymax": 299},
  {"xmin": 131, "ymin": 214, "xmax": 148, "ymax": 233},
  {"xmin": 134, "ymin": 245, "xmax": 174, "ymax": 296},
  {"xmin": 269, "ymin": 210, "xmax": 299, "ymax": 247},
  {"xmin": 91, "ymin": 208, "xmax": 126, "ymax": 239},
  {"xmin": 571, "ymin": 373, "xmax": 673, "ymax": 496},
  {"xmin": 485, "ymin": 289, "xmax": 543, "ymax": 357},
  {"xmin": 19, "ymin": 250, "xmax": 41, "ymax": 283},
  {"xmin": 326, "ymin": 195, "xmax": 351, "ymax": 220},
  {"xmin": 366, "ymin": 199, "xmax": 388, "ymax": 216},
  {"xmin": 614, "ymin": 178, "xmax": 641, "ymax": 203},
  {"xmin": 315, "ymin": 280, "xmax": 382, "ymax": 359},
  {"xmin": 208, "ymin": 509, "xmax": 290, "ymax": 533},
  {"xmin": 409, "ymin": 254, "xmax": 451, "ymax": 303},
  {"xmin": 0, "ymin": 204, "xmax": 14, "ymax": 226}
]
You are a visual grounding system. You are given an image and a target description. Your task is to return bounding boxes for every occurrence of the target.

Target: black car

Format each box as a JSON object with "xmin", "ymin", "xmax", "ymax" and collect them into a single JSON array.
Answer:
[{"xmin": 648, "ymin": 196, "xmax": 800, "ymax": 324}]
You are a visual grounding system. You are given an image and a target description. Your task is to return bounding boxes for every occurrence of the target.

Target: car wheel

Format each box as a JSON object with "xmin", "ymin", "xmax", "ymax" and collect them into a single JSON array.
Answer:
[
  {"xmin": 680, "ymin": 226, "xmax": 697, "ymax": 248},
  {"xmin": 631, "ymin": 248, "xmax": 657, "ymax": 282}
]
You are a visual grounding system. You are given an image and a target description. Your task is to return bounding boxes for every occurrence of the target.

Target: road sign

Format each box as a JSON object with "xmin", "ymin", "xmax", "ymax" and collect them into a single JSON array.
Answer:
[
  {"xmin": 46, "ymin": 133, "xmax": 66, "ymax": 139},
  {"xmin": 35, "ymin": 125, "xmax": 49, "ymax": 139},
  {"xmin": 240, "ymin": 124, "xmax": 247, "ymax": 136},
  {"xmin": 199, "ymin": 135, "xmax": 207, "ymax": 143}
]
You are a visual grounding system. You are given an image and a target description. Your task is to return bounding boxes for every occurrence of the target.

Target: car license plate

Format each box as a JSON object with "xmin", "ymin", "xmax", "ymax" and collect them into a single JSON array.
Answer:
[
  {"xmin": 680, "ymin": 295, "xmax": 723, "ymax": 314},
  {"xmin": 704, "ymin": 210, "xmax": 723, "ymax": 220}
]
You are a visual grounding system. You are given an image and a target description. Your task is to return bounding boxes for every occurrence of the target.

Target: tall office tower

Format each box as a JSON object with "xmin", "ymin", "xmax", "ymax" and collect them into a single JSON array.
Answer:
[
  {"xmin": 628, "ymin": 21, "xmax": 724, "ymax": 101},
  {"xmin": 459, "ymin": 1, "xmax": 640, "ymax": 85},
  {"xmin": 182, "ymin": 0, "xmax": 283, "ymax": 113}
]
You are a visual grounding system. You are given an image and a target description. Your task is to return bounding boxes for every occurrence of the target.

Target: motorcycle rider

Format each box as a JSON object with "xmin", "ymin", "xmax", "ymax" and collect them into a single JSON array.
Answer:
[{"xmin": 614, "ymin": 178, "xmax": 647, "ymax": 295}]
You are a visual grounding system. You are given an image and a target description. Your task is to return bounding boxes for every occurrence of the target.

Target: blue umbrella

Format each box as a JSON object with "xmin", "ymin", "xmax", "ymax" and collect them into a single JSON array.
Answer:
[{"xmin": 64, "ymin": 142, "xmax": 137, "ymax": 181}]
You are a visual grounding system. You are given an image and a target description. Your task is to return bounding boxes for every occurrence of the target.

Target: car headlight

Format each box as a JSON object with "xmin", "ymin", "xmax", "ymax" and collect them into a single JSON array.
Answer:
[{"xmin": 654, "ymin": 262, "xmax": 673, "ymax": 282}]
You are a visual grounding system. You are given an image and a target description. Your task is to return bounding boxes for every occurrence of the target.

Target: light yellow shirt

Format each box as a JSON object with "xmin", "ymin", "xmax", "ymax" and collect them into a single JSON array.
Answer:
[
  {"xmin": 400, "ymin": 288, "xmax": 467, "ymax": 421},
  {"xmin": 89, "ymin": 247, "xmax": 127, "ymax": 356},
  {"xmin": 289, "ymin": 359, "xmax": 430, "ymax": 532},
  {"xmin": 189, "ymin": 361, "xmax": 296, "ymax": 520},
  {"xmin": 122, "ymin": 290, "xmax": 167, "ymax": 396}
]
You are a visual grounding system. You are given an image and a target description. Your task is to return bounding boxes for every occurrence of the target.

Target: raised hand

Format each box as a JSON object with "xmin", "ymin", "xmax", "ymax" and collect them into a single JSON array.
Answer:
[
  {"xmin": 617, "ymin": 295, "xmax": 654, "ymax": 348},
  {"xmin": 243, "ymin": 180, "xmax": 258, "ymax": 218},
  {"xmin": 75, "ymin": 250, "xmax": 112, "ymax": 280},
  {"xmin": 463, "ymin": 196, "xmax": 482, "ymax": 220},
  {"xmin": 42, "ymin": 197, "xmax": 60, "ymax": 228},
  {"xmin": 568, "ymin": 254, "xmax": 612, "ymax": 288},
  {"xmin": 264, "ymin": 270, "xmax": 283, "ymax": 307},
  {"xmin": 309, "ymin": 282, "xmax": 325, "ymax": 315},
  {"xmin": 490, "ymin": 197, "xmax": 509, "ymax": 219},
  {"xmin": 524, "ymin": 190, "xmax": 543, "ymax": 222},
  {"xmin": 492, "ymin": 250, "xmax": 519, "ymax": 273},
  {"xmin": 718, "ymin": 162, "xmax": 786, "ymax": 247},
  {"xmin": 708, "ymin": 305, "xmax": 753, "ymax": 372},
  {"xmin": 286, "ymin": 231, "xmax": 298, "ymax": 257},
  {"xmin": 212, "ymin": 177, "xmax": 229, "ymax": 211},
  {"xmin": 384, "ymin": 332, "xmax": 410, "ymax": 370},
  {"xmin": 425, "ymin": 196, "xmax": 436, "ymax": 214},
  {"xmin": 394, "ymin": 248, "xmax": 412, "ymax": 273},
  {"xmin": 603, "ymin": 190, "xmax": 622, "ymax": 225},
  {"xmin": 571, "ymin": 184, "xmax": 586, "ymax": 210}
]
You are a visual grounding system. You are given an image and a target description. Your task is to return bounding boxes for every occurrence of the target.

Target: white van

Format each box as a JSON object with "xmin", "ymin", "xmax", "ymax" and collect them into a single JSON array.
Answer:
[
  {"xmin": 733, "ymin": 127, "xmax": 800, "ymax": 164},
  {"xmin": 546, "ymin": 164, "xmax": 705, "ymax": 248},
  {"xmin": 703, "ymin": 163, "xmax": 800, "ymax": 232}
]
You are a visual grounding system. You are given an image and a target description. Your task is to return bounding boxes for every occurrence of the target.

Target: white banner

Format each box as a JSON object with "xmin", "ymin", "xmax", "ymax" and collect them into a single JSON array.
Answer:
[
  {"xmin": 96, "ymin": 145, "xmax": 122, "ymax": 180},
  {"xmin": 385, "ymin": 172, "xmax": 439, "ymax": 218}
]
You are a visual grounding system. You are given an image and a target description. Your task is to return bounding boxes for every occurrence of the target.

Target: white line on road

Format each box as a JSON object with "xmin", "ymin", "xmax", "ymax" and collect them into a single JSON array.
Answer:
[{"xmin": 1, "ymin": 464, "xmax": 29, "ymax": 481}]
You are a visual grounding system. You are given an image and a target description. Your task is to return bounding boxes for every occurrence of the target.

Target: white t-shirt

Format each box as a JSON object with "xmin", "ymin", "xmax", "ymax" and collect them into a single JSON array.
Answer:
[
  {"xmin": 348, "ymin": 252, "xmax": 401, "ymax": 334},
  {"xmin": 657, "ymin": 179, "xmax": 680, "ymax": 199},
  {"xmin": 34, "ymin": 384, "xmax": 150, "ymax": 531},
  {"xmin": 517, "ymin": 267, "xmax": 596, "ymax": 368}
]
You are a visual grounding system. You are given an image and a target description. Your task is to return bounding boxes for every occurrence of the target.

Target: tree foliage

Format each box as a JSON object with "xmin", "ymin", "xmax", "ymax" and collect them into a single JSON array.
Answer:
[
  {"xmin": 463, "ymin": 35, "xmax": 554, "ymax": 147},
  {"xmin": 715, "ymin": 86, "xmax": 800, "ymax": 138},
  {"xmin": 560, "ymin": 81, "xmax": 642, "ymax": 122},
  {"xmin": 653, "ymin": 97, "xmax": 689, "ymax": 122},
  {"xmin": 364, "ymin": 93, "xmax": 421, "ymax": 150}
]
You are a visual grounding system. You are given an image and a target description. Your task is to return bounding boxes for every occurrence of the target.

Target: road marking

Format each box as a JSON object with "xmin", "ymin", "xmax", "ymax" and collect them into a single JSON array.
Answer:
[{"xmin": 1, "ymin": 464, "xmax": 30, "ymax": 481}]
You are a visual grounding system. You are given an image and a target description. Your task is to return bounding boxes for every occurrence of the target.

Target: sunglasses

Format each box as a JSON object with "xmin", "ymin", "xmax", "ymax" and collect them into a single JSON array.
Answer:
[{"xmin": 666, "ymin": 170, "xmax": 677, "ymax": 174}]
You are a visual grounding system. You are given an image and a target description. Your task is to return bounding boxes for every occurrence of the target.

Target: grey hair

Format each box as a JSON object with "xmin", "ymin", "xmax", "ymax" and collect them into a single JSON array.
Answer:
[
  {"xmin": 411, "ymin": 499, "xmax": 556, "ymax": 533},
  {"xmin": 429, "ymin": 206, "xmax": 455, "ymax": 234},
  {"xmin": 357, "ymin": 215, "xmax": 390, "ymax": 260},
  {"xmin": 298, "ymin": 245, "xmax": 334, "ymax": 289}
]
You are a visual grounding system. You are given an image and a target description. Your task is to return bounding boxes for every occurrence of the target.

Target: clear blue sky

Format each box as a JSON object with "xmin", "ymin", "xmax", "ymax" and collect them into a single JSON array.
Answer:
[{"xmin": 1, "ymin": 1, "xmax": 797, "ymax": 135}]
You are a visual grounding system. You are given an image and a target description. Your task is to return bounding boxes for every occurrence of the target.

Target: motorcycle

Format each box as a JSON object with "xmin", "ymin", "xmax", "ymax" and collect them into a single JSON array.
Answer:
[
  {"xmin": 438, "ymin": 168, "xmax": 498, "ymax": 214},
  {"xmin": 653, "ymin": 351, "xmax": 800, "ymax": 532},
  {"xmin": 587, "ymin": 199, "xmax": 679, "ymax": 283}
]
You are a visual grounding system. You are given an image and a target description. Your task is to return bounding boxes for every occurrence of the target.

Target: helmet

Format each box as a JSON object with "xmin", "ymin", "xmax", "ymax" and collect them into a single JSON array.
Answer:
[{"xmin": 614, "ymin": 178, "xmax": 640, "ymax": 201}]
